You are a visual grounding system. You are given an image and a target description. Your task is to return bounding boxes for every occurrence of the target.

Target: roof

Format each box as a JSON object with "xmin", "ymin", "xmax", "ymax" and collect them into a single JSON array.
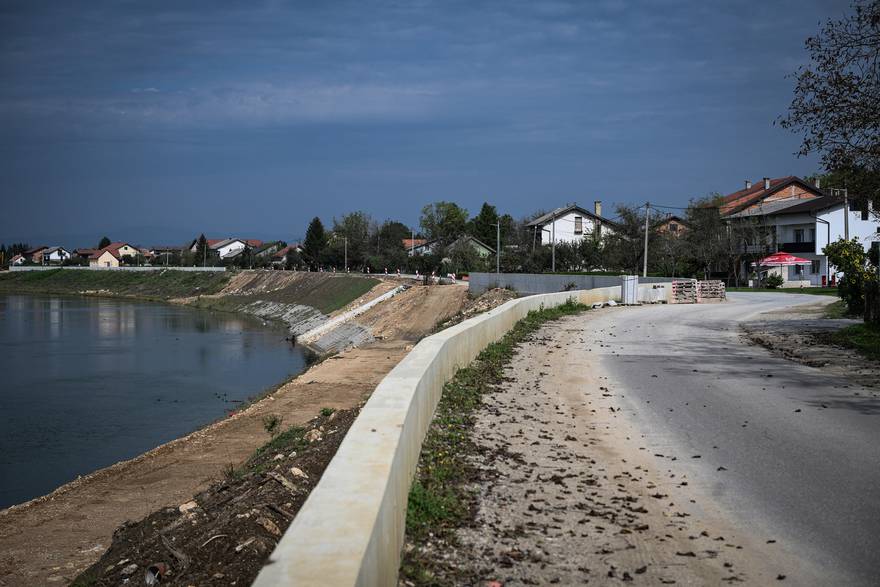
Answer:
[
  {"xmin": 43, "ymin": 246, "xmax": 67, "ymax": 255},
  {"xmin": 720, "ymin": 176, "xmax": 824, "ymax": 216},
  {"xmin": 74, "ymin": 248, "xmax": 97, "ymax": 255},
  {"xmin": 209, "ymin": 238, "xmax": 241, "ymax": 250},
  {"xmin": 24, "ymin": 246, "xmax": 47, "ymax": 255},
  {"xmin": 272, "ymin": 244, "xmax": 302, "ymax": 259},
  {"xmin": 88, "ymin": 242, "xmax": 133, "ymax": 260},
  {"xmin": 774, "ymin": 194, "xmax": 846, "ymax": 215},
  {"xmin": 402, "ymin": 238, "xmax": 427, "ymax": 249},
  {"xmin": 526, "ymin": 204, "xmax": 617, "ymax": 228}
]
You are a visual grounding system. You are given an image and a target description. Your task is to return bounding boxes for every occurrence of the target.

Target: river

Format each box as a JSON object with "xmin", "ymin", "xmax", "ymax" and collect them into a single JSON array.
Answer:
[{"xmin": 0, "ymin": 294, "xmax": 311, "ymax": 510}]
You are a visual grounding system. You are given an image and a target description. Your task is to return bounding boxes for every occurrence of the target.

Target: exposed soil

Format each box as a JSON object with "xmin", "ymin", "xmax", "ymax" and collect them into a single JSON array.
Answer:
[
  {"xmin": 436, "ymin": 287, "xmax": 518, "ymax": 330},
  {"xmin": 0, "ymin": 282, "xmax": 468, "ymax": 587},
  {"xmin": 406, "ymin": 313, "xmax": 790, "ymax": 585},
  {"xmin": 72, "ymin": 408, "xmax": 358, "ymax": 587},
  {"xmin": 741, "ymin": 300, "xmax": 880, "ymax": 388}
]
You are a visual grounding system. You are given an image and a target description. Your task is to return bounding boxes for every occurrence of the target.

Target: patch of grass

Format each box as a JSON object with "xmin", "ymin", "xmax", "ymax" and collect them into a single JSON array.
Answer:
[
  {"xmin": 829, "ymin": 323, "xmax": 880, "ymax": 362},
  {"xmin": 262, "ymin": 413, "xmax": 283, "ymax": 437},
  {"xmin": 728, "ymin": 286, "xmax": 838, "ymax": 296},
  {"xmin": 400, "ymin": 299, "xmax": 587, "ymax": 584},
  {"xmin": 824, "ymin": 299, "xmax": 851, "ymax": 319},
  {"xmin": 230, "ymin": 424, "xmax": 309, "ymax": 477},
  {"xmin": 320, "ymin": 407, "xmax": 335, "ymax": 417},
  {"xmin": 288, "ymin": 275, "xmax": 379, "ymax": 314},
  {"xmin": 0, "ymin": 269, "xmax": 230, "ymax": 300}
]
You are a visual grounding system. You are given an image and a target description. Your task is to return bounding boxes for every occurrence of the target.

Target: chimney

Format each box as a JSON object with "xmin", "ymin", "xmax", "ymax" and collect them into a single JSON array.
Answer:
[
  {"xmin": 594, "ymin": 200, "xmax": 602, "ymax": 217},
  {"xmin": 763, "ymin": 177, "xmax": 771, "ymax": 190},
  {"xmin": 814, "ymin": 177, "xmax": 821, "ymax": 189},
  {"xmin": 745, "ymin": 180, "xmax": 752, "ymax": 190}
]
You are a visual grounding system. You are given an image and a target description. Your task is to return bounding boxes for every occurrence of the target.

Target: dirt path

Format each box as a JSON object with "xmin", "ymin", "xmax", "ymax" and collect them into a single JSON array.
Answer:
[
  {"xmin": 0, "ymin": 285, "xmax": 466, "ymax": 587},
  {"xmin": 447, "ymin": 313, "xmax": 801, "ymax": 585}
]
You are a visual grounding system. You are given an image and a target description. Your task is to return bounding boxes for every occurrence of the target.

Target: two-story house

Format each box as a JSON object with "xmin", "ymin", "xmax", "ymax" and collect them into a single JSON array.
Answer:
[
  {"xmin": 722, "ymin": 176, "xmax": 878, "ymax": 286},
  {"xmin": 525, "ymin": 202, "xmax": 617, "ymax": 247}
]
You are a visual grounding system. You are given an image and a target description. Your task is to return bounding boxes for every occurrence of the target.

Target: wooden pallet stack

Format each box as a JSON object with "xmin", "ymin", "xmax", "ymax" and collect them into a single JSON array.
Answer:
[
  {"xmin": 697, "ymin": 280, "xmax": 726, "ymax": 302},
  {"xmin": 672, "ymin": 279, "xmax": 697, "ymax": 304}
]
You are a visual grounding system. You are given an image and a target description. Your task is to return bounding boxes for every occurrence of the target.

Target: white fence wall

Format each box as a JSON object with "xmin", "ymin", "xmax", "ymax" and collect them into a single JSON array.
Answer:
[{"xmin": 253, "ymin": 283, "xmax": 670, "ymax": 586}]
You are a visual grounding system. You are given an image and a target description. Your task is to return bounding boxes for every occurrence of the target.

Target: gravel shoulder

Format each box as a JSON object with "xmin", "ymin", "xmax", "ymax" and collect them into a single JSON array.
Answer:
[{"xmin": 438, "ymin": 312, "xmax": 799, "ymax": 585}]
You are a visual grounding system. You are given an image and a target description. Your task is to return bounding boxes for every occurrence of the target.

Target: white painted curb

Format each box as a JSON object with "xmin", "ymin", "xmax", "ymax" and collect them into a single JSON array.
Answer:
[{"xmin": 253, "ymin": 284, "xmax": 669, "ymax": 586}]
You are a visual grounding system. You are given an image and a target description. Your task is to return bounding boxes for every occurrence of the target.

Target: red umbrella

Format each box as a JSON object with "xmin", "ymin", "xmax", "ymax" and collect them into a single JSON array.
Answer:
[{"xmin": 751, "ymin": 251, "xmax": 812, "ymax": 267}]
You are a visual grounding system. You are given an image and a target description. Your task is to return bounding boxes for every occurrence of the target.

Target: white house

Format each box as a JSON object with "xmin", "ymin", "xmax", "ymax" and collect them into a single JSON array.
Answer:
[
  {"xmin": 409, "ymin": 235, "xmax": 495, "ymax": 257},
  {"xmin": 211, "ymin": 238, "xmax": 248, "ymax": 260},
  {"xmin": 723, "ymin": 177, "xmax": 879, "ymax": 287},
  {"xmin": 525, "ymin": 202, "xmax": 617, "ymax": 247},
  {"xmin": 42, "ymin": 246, "xmax": 71, "ymax": 264}
]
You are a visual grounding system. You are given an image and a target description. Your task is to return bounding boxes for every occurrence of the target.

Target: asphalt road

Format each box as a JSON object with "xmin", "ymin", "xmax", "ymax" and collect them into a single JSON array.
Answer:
[{"xmin": 586, "ymin": 292, "xmax": 879, "ymax": 585}]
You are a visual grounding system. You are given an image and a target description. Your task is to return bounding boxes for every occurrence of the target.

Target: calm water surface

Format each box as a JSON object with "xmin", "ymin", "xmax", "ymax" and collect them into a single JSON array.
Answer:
[{"xmin": 0, "ymin": 294, "xmax": 310, "ymax": 509}]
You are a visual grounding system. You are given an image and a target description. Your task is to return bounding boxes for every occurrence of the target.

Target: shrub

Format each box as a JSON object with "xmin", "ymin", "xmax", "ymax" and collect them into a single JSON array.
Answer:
[{"xmin": 766, "ymin": 273, "xmax": 784, "ymax": 289}]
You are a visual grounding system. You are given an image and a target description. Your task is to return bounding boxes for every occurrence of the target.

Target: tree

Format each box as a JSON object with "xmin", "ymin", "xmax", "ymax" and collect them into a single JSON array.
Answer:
[
  {"xmin": 824, "ymin": 237, "xmax": 876, "ymax": 314},
  {"xmin": 420, "ymin": 201, "xmax": 468, "ymax": 244},
  {"xmin": 468, "ymin": 203, "xmax": 501, "ymax": 247},
  {"xmin": 330, "ymin": 211, "xmax": 372, "ymax": 268},
  {"xmin": 98, "ymin": 236, "xmax": 111, "ymax": 249},
  {"xmin": 780, "ymin": 1, "xmax": 880, "ymax": 212},
  {"xmin": 194, "ymin": 234, "xmax": 209, "ymax": 266},
  {"xmin": 303, "ymin": 217, "xmax": 327, "ymax": 265},
  {"xmin": 683, "ymin": 195, "xmax": 730, "ymax": 280}
]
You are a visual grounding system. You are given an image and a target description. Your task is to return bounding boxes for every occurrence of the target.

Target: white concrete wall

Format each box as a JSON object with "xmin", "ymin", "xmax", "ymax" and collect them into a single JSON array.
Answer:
[{"xmin": 253, "ymin": 283, "xmax": 670, "ymax": 587}]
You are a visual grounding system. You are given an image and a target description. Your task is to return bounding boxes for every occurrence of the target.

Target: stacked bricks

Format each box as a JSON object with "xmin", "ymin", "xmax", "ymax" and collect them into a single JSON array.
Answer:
[
  {"xmin": 697, "ymin": 280, "xmax": 726, "ymax": 302},
  {"xmin": 672, "ymin": 279, "xmax": 697, "ymax": 304}
]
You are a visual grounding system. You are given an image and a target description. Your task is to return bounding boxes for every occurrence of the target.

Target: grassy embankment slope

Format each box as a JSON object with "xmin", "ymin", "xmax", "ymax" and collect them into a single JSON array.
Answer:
[
  {"xmin": 0, "ymin": 269, "xmax": 381, "ymax": 316},
  {"xmin": 0, "ymin": 269, "xmax": 230, "ymax": 300}
]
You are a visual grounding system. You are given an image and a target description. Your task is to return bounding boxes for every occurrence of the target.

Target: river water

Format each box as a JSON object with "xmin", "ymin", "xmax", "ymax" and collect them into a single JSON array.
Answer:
[{"xmin": 0, "ymin": 294, "xmax": 311, "ymax": 509}]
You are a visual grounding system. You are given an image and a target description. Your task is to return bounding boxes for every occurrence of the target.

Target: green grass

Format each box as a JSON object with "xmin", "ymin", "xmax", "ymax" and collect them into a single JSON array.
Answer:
[
  {"xmin": 829, "ymin": 323, "xmax": 880, "ymax": 362},
  {"xmin": 0, "ymin": 269, "xmax": 230, "ymax": 300},
  {"xmin": 824, "ymin": 300, "xmax": 851, "ymax": 319},
  {"xmin": 225, "ymin": 424, "xmax": 309, "ymax": 479},
  {"xmin": 400, "ymin": 299, "xmax": 587, "ymax": 585},
  {"xmin": 728, "ymin": 286, "xmax": 839, "ymax": 296},
  {"xmin": 281, "ymin": 275, "xmax": 379, "ymax": 314}
]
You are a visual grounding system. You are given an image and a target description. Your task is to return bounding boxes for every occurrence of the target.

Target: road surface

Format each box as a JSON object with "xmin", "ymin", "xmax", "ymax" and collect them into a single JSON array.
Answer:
[{"xmin": 585, "ymin": 292, "xmax": 879, "ymax": 585}]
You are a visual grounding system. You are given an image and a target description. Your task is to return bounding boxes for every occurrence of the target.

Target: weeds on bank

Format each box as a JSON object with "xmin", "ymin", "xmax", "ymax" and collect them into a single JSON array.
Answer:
[
  {"xmin": 224, "ymin": 425, "xmax": 309, "ymax": 480},
  {"xmin": 829, "ymin": 323, "xmax": 880, "ymax": 362},
  {"xmin": 400, "ymin": 299, "xmax": 587, "ymax": 585}
]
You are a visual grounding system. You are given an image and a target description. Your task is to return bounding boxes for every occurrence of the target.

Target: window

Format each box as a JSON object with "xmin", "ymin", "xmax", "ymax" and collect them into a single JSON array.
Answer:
[
  {"xmin": 809, "ymin": 228, "xmax": 815, "ymax": 241},
  {"xmin": 574, "ymin": 216, "xmax": 583, "ymax": 235},
  {"xmin": 794, "ymin": 229, "xmax": 804, "ymax": 243},
  {"xmin": 811, "ymin": 260, "xmax": 820, "ymax": 274},
  {"xmin": 794, "ymin": 264, "xmax": 804, "ymax": 276},
  {"xmin": 669, "ymin": 223, "xmax": 678, "ymax": 233}
]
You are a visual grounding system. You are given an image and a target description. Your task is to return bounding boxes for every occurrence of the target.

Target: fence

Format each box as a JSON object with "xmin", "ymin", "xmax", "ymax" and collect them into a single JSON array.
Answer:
[
  {"xmin": 468, "ymin": 272, "xmax": 672, "ymax": 295},
  {"xmin": 252, "ymin": 282, "xmax": 671, "ymax": 587}
]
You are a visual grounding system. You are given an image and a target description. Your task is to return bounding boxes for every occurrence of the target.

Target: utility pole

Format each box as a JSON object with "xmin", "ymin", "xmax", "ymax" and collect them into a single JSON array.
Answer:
[
  {"xmin": 551, "ymin": 213, "xmax": 556, "ymax": 273},
  {"xmin": 343, "ymin": 236, "xmax": 348, "ymax": 271},
  {"xmin": 492, "ymin": 222, "xmax": 500, "ymax": 276},
  {"xmin": 643, "ymin": 202, "xmax": 650, "ymax": 277},
  {"xmin": 843, "ymin": 188, "xmax": 849, "ymax": 240},
  {"xmin": 411, "ymin": 228, "xmax": 415, "ymax": 256}
]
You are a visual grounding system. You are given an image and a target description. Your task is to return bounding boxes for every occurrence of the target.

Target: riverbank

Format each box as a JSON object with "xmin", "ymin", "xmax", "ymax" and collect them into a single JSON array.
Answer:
[{"xmin": 0, "ymin": 278, "xmax": 469, "ymax": 586}]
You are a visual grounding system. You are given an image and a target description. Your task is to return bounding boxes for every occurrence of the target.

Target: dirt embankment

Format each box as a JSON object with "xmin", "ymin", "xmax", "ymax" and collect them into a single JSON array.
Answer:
[{"xmin": 0, "ymin": 282, "xmax": 467, "ymax": 587}]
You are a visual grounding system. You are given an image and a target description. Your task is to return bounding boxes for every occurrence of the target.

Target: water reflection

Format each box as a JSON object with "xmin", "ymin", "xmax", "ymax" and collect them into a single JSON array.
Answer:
[{"xmin": 0, "ymin": 294, "xmax": 309, "ymax": 509}]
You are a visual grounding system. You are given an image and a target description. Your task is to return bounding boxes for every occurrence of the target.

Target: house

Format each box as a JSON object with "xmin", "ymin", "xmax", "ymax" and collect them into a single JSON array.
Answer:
[
  {"xmin": 149, "ymin": 245, "xmax": 184, "ymax": 265},
  {"xmin": 24, "ymin": 246, "xmax": 48, "ymax": 264},
  {"xmin": 525, "ymin": 202, "xmax": 617, "ymax": 246},
  {"xmin": 402, "ymin": 238, "xmax": 427, "ymax": 254},
  {"xmin": 255, "ymin": 241, "xmax": 284, "ymax": 258},
  {"xmin": 410, "ymin": 235, "xmax": 495, "ymax": 257},
  {"xmin": 9, "ymin": 254, "xmax": 24, "ymax": 266},
  {"xmin": 73, "ymin": 248, "xmax": 97, "ymax": 261},
  {"xmin": 88, "ymin": 242, "xmax": 141, "ymax": 268},
  {"xmin": 722, "ymin": 176, "xmax": 879, "ymax": 287},
  {"xmin": 188, "ymin": 237, "xmax": 263, "ymax": 259},
  {"xmin": 41, "ymin": 246, "xmax": 71, "ymax": 264},
  {"xmin": 656, "ymin": 215, "xmax": 687, "ymax": 236},
  {"xmin": 271, "ymin": 244, "xmax": 303, "ymax": 267}
]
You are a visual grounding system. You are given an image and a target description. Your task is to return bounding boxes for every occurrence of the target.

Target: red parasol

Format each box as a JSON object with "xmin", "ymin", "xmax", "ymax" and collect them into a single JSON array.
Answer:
[{"xmin": 751, "ymin": 252, "xmax": 812, "ymax": 267}]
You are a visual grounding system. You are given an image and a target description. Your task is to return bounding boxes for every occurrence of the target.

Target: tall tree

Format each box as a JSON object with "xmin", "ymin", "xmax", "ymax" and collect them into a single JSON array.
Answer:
[
  {"xmin": 98, "ymin": 236, "xmax": 111, "ymax": 249},
  {"xmin": 303, "ymin": 217, "xmax": 327, "ymax": 264},
  {"xmin": 780, "ymin": 1, "xmax": 880, "ymax": 211},
  {"xmin": 194, "ymin": 234, "xmax": 209, "ymax": 266},
  {"xmin": 420, "ymin": 201, "xmax": 468, "ymax": 244},
  {"xmin": 468, "ymin": 202, "xmax": 500, "ymax": 247},
  {"xmin": 331, "ymin": 211, "xmax": 372, "ymax": 266}
]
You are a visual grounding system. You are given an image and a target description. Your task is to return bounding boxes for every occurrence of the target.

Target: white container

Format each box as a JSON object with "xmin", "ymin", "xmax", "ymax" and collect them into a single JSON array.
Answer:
[{"xmin": 621, "ymin": 275, "xmax": 639, "ymax": 305}]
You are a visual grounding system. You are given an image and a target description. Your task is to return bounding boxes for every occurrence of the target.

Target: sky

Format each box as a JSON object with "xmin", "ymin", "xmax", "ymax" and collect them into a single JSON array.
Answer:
[{"xmin": 0, "ymin": 0, "xmax": 852, "ymax": 246}]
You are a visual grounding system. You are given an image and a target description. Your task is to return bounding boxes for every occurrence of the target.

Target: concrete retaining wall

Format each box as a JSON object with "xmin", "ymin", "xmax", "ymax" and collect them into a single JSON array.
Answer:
[
  {"xmin": 253, "ymin": 283, "xmax": 670, "ymax": 586},
  {"xmin": 468, "ymin": 272, "xmax": 672, "ymax": 295},
  {"xmin": 9, "ymin": 266, "xmax": 226, "ymax": 272}
]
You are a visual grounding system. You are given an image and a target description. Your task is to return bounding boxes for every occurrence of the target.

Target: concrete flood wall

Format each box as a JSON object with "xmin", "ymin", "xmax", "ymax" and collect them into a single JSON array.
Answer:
[
  {"xmin": 468, "ymin": 272, "xmax": 672, "ymax": 295},
  {"xmin": 253, "ymin": 283, "xmax": 671, "ymax": 587}
]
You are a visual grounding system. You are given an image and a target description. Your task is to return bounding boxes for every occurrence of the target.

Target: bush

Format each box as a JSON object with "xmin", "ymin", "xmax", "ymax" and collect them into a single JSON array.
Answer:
[{"xmin": 766, "ymin": 273, "xmax": 784, "ymax": 289}]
